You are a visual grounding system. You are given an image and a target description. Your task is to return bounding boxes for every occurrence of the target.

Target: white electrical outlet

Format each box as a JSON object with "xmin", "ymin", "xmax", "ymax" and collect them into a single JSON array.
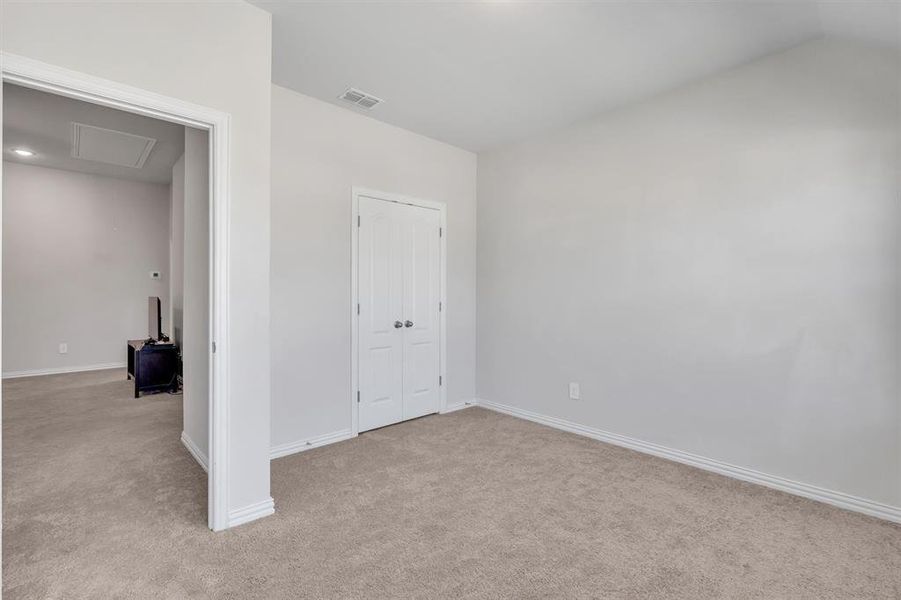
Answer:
[
  {"xmin": 569, "ymin": 382, "xmax": 580, "ymax": 400},
  {"xmin": 58, "ymin": 343, "xmax": 68, "ymax": 354}
]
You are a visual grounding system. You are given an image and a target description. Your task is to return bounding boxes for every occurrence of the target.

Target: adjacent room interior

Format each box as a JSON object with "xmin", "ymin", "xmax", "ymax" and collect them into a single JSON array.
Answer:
[
  {"xmin": 1, "ymin": 1, "xmax": 900, "ymax": 598},
  {"xmin": 2, "ymin": 82, "xmax": 213, "ymax": 538}
]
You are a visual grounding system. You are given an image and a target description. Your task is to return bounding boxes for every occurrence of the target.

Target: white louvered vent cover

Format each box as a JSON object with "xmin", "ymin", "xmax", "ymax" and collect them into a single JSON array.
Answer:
[
  {"xmin": 339, "ymin": 88, "xmax": 383, "ymax": 110},
  {"xmin": 71, "ymin": 123, "xmax": 157, "ymax": 169}
]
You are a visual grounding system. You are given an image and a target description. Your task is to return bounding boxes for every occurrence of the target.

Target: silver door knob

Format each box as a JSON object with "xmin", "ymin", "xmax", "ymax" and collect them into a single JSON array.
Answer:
[
  {"xmin": 394, "ymin": 321, "xmax": 403, "ymax": 329},
  {"xmin": 404, "ymin": 320, "xmax": 414, "ymax": 328}
]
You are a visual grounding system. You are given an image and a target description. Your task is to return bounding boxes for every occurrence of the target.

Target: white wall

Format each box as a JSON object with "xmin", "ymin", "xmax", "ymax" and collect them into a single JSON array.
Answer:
[
  {"xmin": 477, "ymin": 39, "xmax": 901, "ymax": 507},
  {"xmin": 2, "ymin": 162, "xmax": 170, "ymax": 375},
  {"xmin": 182, "ymin": 128, "xmax": 210, "ymax": 461},
  {"xmin": 1, "ymin": 1, "xmax": 272, "ymax": 519},
  {"xmin": 169, "ymin": 154, "xmax": 185, "ymax": 346},
  {"xmin": 270, "ymin": 85, "xmax": 477, "ymax": 450}
]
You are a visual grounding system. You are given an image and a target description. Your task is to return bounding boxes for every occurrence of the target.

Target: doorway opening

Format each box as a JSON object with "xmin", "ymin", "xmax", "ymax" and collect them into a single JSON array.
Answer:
[{"xmin": 1, "ymin": 55, "xmax": 231, "ymax": 531}]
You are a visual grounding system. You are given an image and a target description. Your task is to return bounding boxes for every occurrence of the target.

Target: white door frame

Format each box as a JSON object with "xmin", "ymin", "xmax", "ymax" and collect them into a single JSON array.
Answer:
[
  {"xmin": 1, "ymin": 53, "xmax": 231, "ymax": 531},
  {"xmin": 351, "ymin": 187, "xmax": 447, "ymax": 436}
]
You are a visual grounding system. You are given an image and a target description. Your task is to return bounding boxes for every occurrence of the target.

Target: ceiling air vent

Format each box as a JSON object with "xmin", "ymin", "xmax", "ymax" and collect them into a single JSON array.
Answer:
[
  {"xmin": 339, "ymin": 88, "xmax": 383, "ymax": 110},
  {"xmin": 72, "ymin": 122, "xmax": 156, "ymax": 169}
]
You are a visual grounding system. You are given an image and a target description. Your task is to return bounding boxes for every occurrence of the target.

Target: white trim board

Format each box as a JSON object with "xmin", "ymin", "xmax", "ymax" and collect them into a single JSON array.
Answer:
[
  {"xmin": 2, "ymin": 53, "xmax": 233, "ymax": 532},
  {"xmin": 475, "ymin": 398, "xmax": 901, "ymax": 524},
  {"xmin": 2, "ymin": 362, "xmax": 125, "ymax": 379},
  {"xmin": 270, "ymin": 429, "xmax": 355, "ymax": 460},
  {"xmin": 440, "ymin": 401, "xmax": 475, "ymax": 414},
  {"xmin": 228, "ymin": 497, "xmax": 274, "ymax": 529},
  {"xmin": 350, "ymin": 187, "xmax": 448, "ymax": 436},
  {"xmin": 270, "ymin": 404, "xmax": 473, "ymax": 460},
  {"xmin": 181, "ymin": 431, "xmax": 209, "ymax": 473}
]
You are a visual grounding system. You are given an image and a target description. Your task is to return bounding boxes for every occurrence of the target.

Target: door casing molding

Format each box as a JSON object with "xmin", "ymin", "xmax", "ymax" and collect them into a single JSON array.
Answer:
[
  {"xmin": 1, "ymin": 53, "xmax": 232, "ymax": 531},
  {"xmin": 350, "ymin": 187, "xmax": 448, "ymax": 436}
]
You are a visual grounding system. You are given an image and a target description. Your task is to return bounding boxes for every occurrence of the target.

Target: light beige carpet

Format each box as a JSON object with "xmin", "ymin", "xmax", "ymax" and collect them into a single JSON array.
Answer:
[{"xmin": 3, "ymin": 369, "xmax": 900, "ymax": 599}]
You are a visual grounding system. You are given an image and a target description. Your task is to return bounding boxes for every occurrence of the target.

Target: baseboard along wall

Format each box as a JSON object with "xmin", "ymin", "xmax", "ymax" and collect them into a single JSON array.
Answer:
[
  {"xmin": 270, "ymin": 429, "xmax": 355, "ymax": 460},
  {"xmin": 263, "ymin": 397, "xmax": 901, "ymax": 524},
  {"xmin": 180, "ymin": 432, "xmax": 273, "ymax": 529},
  {"xmin": 474, "ymin": 398, "xmax": 901, "ymax": 524},
  {"xmin": 269, "ymin": 401, "xmax": 478, "ymax": 460},
  {"xmin": 228, "ymin": 497, "xmax": 275, "ymax": 528},
  {"xmin": 2, "ymin": 362, "xmax": 126, "ymax": 379},
  {"xmin": 180, "ymin": 431, "xmax": 209, "ymax": 473},
  {"xmin": 440, "ymin": 401, "xmax": 475, "ymax": 414}
]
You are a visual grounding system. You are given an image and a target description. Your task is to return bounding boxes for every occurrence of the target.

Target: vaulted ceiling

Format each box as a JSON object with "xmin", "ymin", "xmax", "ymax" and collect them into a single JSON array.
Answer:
[{"xmin": 253, "ymin": 1, "xmax": 900, "ymax": 151}]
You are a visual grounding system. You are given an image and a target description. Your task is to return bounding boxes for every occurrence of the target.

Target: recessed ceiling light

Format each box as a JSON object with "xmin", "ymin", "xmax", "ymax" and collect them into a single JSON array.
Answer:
[{"xmin": 12, "ymin": 148, "xmax": 35, "ymax": 157}]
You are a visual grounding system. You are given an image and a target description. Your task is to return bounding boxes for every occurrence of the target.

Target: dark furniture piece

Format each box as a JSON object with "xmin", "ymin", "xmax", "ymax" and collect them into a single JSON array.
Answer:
[{"xmin": 127, "ymin": 339, "xmax": 179, "ymax": 398}]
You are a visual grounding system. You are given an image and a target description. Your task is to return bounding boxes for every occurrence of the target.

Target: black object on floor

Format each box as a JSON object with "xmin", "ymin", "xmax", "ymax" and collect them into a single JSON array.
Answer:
[{"xmin": 126, "ymin": 339, "xmax": 179, "ymax": 398}]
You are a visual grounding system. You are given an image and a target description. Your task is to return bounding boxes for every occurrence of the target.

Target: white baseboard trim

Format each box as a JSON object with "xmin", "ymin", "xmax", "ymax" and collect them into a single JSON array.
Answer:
[
  {"xmin": 2, "ymin": 362, "xmax": 126, "ymax": 379},
  {"xmin": 270, "ymin": 429, "xmax": 355, "ymax": 460},
  {"xmin": 228, "ymin": 497, "xmax": 275, "ymax": 528},
  {"xmin": 440, "ymin": 400, "xmax": 476, "ymax": 414},
  {"xmin": 475, "ymin": 398, "xmax": 901, "ymax": 524},
  {"xmin": 180, "ymin": 431, "xmax": 209, "ymax": 473}
]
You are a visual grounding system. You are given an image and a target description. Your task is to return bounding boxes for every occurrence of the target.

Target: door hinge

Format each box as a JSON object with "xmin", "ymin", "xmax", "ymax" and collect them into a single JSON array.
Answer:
[
  {"xmin": 439, "ymin": 301, "xmax": 442, "ymax": 312},
  {"xmin": 211, "ymin": 341, "xmax": 217, "ymax": 354},
  {"xmin": 439, "ymin": 227, "xmax": 443, "ymax": 238},
  {"xmin": 357, "ymin": 390, "xmax": 360, "ymax": 403},
  {"xmin": 439, "ymin": 375, "xmax": 443, "ymax": 386},
  {"xmin": 357, "ymin": 215, "xmax": 361, "ymax": 227},
  {"xmin": 357, "ymin": 303, "xmax": 360, "ymax": 315}
]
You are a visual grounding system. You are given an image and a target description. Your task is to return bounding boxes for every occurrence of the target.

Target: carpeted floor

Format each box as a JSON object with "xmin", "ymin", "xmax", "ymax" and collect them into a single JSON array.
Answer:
[{"xmin": 3, "ymin": 370, "xmax": 900, "ymax": 599}]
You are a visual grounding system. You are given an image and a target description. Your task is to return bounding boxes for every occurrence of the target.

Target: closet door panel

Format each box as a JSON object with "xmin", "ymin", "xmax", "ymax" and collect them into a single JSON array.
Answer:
[
  {"xmin": 402, "ymin": 204, "xmax": 441, "ymax": 420},
  {"xmin": 358, "ymin": 197, "xmax": 405, "ymax": 432}
]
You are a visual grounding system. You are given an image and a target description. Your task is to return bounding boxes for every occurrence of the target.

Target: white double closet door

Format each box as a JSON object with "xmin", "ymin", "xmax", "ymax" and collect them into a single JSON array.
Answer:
[{"xmin": 358, "ymin": 195, "xmax": 441, "ymax": 433}]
